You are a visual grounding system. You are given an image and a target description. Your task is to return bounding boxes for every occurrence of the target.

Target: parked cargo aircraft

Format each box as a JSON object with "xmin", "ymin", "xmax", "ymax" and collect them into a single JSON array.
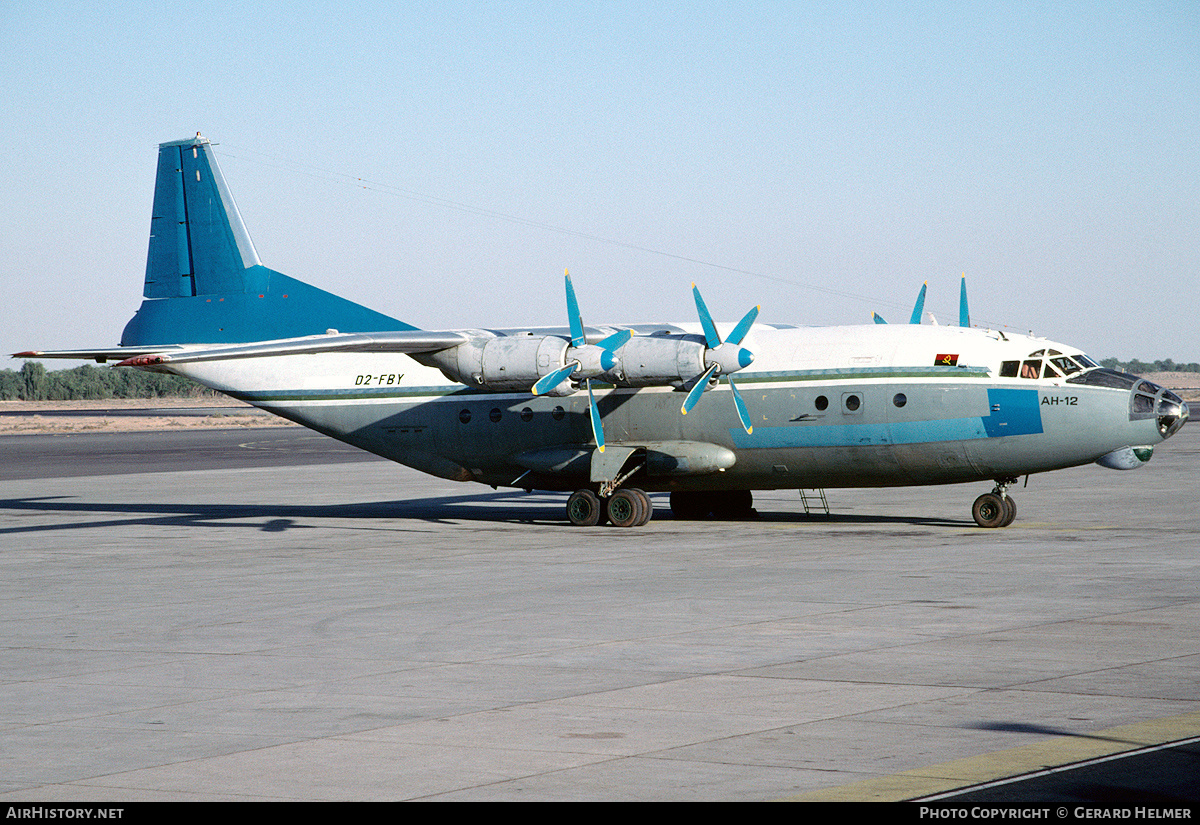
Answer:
[{"xmin": 16, "ymin": 135, "xmax": 1189, "ymax": 528}]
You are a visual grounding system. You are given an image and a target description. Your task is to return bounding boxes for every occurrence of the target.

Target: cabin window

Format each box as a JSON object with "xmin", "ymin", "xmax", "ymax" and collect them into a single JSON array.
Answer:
[
  {"xmin": 815, "ymin": 395, "xmax": 829, "ymax": 411},
  {"xmin": 843, "ymin": 393, "xmax": 862, "ymax": 413},
  {"xmin": 458, "ymin": 409, "xmax": 471, "ymax": 424},
  {"xmin": 893, "ymin": 393, "xmax": 907, "ymax": 408},
  {"xmin": 551, "ymin": 406, "xmax": 565, "ymax": 421},
  {"xmin": 520, "ymin": 407, "xmax": 533, "ymax": 422},
  {"xmin": 489, "ymin": 408, "xmax": 503, "ymax": 423},
  {"xmin": 1000, "ymin": 361, "xmax": 1020, "ymax": 378}
]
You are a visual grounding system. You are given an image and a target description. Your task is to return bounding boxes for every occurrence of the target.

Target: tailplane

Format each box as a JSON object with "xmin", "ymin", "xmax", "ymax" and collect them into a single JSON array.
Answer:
[{"xmin": 121, "ymin": 134, "xmax": 413, "ymax": 345}]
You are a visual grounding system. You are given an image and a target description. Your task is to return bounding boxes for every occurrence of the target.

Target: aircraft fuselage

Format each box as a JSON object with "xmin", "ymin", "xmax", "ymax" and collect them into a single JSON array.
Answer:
[{"xmin": 165, "ymin": 322, "xmax": 1177, "ymax": 495}]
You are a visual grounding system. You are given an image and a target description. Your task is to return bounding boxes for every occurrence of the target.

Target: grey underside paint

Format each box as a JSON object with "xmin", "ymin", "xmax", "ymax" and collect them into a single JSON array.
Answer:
[{"xmin": 248, "ymin": 379, "xmax": 1144, "ymax": 492}]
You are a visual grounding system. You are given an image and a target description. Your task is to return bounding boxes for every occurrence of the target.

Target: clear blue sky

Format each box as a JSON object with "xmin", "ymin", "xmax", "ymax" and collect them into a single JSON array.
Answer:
[{"xmin": 4, "ymin": 1, "xmax": 1198, "ymax": 363}]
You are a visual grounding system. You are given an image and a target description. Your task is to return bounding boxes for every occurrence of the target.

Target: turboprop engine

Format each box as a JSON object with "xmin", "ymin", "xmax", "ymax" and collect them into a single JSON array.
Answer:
[{"xmin": 422, "ymin": 273, "xmax": 758, "ymax": 451}]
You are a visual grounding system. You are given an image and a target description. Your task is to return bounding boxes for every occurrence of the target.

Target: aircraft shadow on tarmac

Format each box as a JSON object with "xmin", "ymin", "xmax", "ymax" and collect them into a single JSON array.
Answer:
[{"xmin": 0, "ymin": 493, "xmax": 971, "ymax": 533}]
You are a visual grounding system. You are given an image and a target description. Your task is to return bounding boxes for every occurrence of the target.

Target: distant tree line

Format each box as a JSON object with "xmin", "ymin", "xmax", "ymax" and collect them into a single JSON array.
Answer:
[
  {"xmin": 1099, "ymin": 358, "xmax": 1200, "ymax": 374},
  {"xmin": 1, "ymin": 362, "xmax": 216, "ymax": 401}
]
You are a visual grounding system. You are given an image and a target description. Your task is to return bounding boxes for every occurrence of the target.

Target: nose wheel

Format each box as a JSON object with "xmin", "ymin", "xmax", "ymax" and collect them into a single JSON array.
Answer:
[{"xmin": 972, "ymin": 479, "xmax": 1018, "ymax": 528}]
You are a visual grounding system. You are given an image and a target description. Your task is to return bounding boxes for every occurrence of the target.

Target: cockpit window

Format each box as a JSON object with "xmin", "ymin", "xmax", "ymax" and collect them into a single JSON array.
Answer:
[
  {"xmin": 1066, "ymin": 368, "xmax": 1138, "ymax": 389},
  {"xmin": 1137, "ymin": 380, "xmax": 1162, "ymax": 395},
  {"xmin": 1004, "ymin": 353, "xmax": 1100, "ymax": 381},
  {"xmin": 1133, "ymin": 394, "xmax": 1155, "ymax": 413},
  {"xmin": 1050, "ymin": 356, "xmax": 1082, "ymax": 375}
]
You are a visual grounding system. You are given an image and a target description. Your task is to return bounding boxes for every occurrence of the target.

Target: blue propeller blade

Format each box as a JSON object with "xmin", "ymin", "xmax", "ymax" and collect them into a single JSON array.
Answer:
[
  {"xmin": 909, "ymin": 282, "xmax": 927, "ymax": 325},
  {"xmin": 728, "ymin": 377, "xmax": 752, "ymax": 434},
  {"xmin": 873, "ymin": 312, "xmax": 888, "ymax": 324},
  {"xmin": 565, "ymin": 271, "xmax": 586, "ymax": 347},
  {"xmin": 596, "ymin": 328, "xmax": 632, "ymax": 352},
  {"xmin": 692, "ymin": 284, "xmax": 722, "ymax": 349},
  {"xmin": 680, "ymin": 363, "xmax": 719, "ymax": 416},
  {"xmin": 532, "ymin": 361, "xmax": 579, "ymax": 396},
  {"xmin": 959, "ymin": 276, "xmax": 970, "ymax": 328},
  {"xmin": 586, "ymin": 381, "xmax": 604, "ymax": 453},
  {"xmin": 726, "ymin": 305, "xmax": 759, "ymax": 347}
]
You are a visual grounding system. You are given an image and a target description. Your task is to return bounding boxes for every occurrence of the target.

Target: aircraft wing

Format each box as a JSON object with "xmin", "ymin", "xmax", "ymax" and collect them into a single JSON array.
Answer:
[{"xmin": 108, "ymin": 330, "xmax": 474, "ymax": 367}]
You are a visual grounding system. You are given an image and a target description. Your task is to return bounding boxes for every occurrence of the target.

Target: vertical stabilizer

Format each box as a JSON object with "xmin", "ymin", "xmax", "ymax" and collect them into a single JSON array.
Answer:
[
  {"xmin": 122, "ymin": 135, "xmax": 413, "ymax": 345},
  {"xmin": 144, "ymin": 135, "xmax": 260, "ymax": 298}
]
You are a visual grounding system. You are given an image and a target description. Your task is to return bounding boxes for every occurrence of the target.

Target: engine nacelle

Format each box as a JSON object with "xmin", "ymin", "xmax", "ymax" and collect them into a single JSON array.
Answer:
[
  {"xmin": 424, "ymin": 332, "xmax": 723, "ymax": 394},
  {"xmin": 426, "ymin": 334, "xmax": 571, "ymax": 392},
  {"xmin": 607, "ymin": 336, "xmax": 706, "ymax": 388}
]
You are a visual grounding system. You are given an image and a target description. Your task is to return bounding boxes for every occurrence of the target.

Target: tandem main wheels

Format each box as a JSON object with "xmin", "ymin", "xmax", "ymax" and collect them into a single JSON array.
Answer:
[
  {"xmin": 972, "ymin": 488, "xmax": 1017, "ymax": 528},
  {"xmin": 566, "ymin": 488, "xmax": 653, "ymax": 528}
]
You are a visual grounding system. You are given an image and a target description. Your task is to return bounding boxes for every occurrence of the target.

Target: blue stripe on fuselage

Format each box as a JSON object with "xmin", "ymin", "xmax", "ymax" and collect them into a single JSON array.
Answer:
[{"xmin": 730, "ymin": 388, "xmax": 1042, "ymax": 448}]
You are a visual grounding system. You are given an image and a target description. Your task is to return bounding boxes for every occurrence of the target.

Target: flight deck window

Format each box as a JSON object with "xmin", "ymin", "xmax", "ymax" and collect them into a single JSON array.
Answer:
[
  {"xmin": 1000, "ymin": 361, "xmax": 1019, "ymax": 378},
  {"xmin": 1021, "ymin": 361, "xmax": 1040, "ymax": 379},
  {"xmin": 1050, "ymin": 357, "xmax": 1082, "ymax": 375}
]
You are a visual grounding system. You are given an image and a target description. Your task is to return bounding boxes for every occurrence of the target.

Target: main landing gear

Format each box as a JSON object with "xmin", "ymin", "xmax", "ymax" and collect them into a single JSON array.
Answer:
[
  {"xmin": 972, "ymin": 478, "xmax": 1018, "ymax": 528},
  {"xmin": 566, "ymin": 487, "xmax": 653, "ymax": 527}
]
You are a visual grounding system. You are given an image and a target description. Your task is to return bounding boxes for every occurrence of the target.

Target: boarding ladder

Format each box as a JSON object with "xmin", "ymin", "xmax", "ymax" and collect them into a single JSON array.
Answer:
[{"xmin": 798, "ymin": 488, "xmax": 829, "ymax": 516}]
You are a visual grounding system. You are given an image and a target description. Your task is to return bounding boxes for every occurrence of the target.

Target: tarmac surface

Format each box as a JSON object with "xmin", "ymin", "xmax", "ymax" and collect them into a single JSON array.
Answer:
[{"xmin": 1, "ymin": 426, "xmax": 1198, "ymax": 802}]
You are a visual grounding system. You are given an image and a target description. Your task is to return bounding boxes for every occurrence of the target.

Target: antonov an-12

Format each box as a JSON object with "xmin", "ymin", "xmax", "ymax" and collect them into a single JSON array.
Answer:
[{"xmin": 17, "ymin": 136, "xmax": 1190, "ymax": 528}]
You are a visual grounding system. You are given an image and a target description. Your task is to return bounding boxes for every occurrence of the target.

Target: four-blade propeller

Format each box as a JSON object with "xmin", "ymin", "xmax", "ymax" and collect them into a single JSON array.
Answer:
[
  {"xmin": 531, "ymin": 272, "xmax": 630, "ymax": 452},
  {"xmin": 681, "ymin": 284, "xmax": 757, "ymax": 434}
]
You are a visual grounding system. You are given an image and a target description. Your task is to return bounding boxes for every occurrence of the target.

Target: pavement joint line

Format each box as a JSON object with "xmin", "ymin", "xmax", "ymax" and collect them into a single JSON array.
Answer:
[{"xmin": 777, "ymin": 709, "xmax": 1200, "ymax": 802}]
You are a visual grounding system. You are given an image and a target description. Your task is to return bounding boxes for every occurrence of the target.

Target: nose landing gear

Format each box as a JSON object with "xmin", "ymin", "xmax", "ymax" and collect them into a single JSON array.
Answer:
[{"xmin": 973, "ymin": 478, "xmax": 1018, "ymax": 528}]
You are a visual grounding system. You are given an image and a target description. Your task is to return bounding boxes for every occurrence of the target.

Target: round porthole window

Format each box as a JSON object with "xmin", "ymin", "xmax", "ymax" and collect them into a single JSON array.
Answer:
[
  {"xmin": 893, "ymin": 393, "xmax": 907, "ymax": 408},
  {"xmin": 551, "ymin": 406, "xmax": 565, "ymax": 421},
  {"xmin": 489, "ymin": 407, "xmax": 502, "ymax": 423},
  {"xmin": 815, "ymin": 395, "xmax": 829, "ymax": 411},
  {"xmin": 458, "ymin": 409, "xmax": 471, "ymax": 424},
  {"xmin": 844, "ymin": 394, "xmax": 861, "ymax": 412},
  {"xmin": 520, "ymin": 407, "xmax": 533, "ymax": 422}
]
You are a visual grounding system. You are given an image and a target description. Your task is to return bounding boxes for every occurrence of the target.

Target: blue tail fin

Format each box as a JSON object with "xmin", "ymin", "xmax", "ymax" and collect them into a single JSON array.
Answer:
[{"xmin": 121, "ymin": 135, "xmax": 414, "ymax": 345}]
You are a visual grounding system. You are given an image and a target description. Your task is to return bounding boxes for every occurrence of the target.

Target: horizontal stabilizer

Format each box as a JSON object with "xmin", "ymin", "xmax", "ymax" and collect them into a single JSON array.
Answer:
[{"xmin": 12, "ymin": 346, "xmax": 183, "ymax": 363}]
